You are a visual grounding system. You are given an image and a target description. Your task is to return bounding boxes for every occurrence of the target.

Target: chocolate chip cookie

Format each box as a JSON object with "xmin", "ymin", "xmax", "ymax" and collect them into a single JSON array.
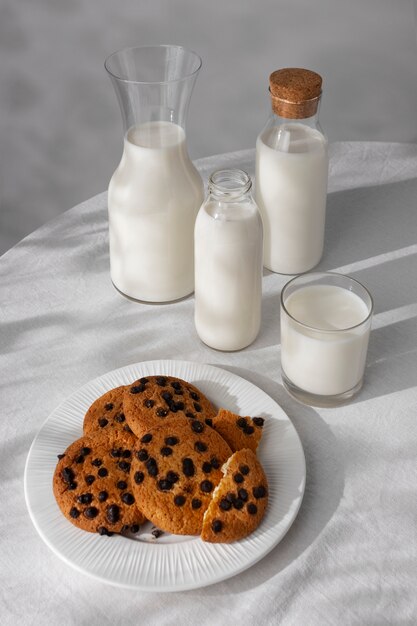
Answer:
[
  {"xmin": 130, "ymin": 416, "xmax": 232, "ymax": 535},
  {"xmin": 123, "ymin": 376, "xmax": 217, "ymax": 439},
  {"xmin": 201, "ymin": 448, "xmax": 268, "ymax": 543},
  {"xmin": 83, "ymin": 386, "xmax": 133, "ymax": 436},
  {"xmin": 53, "ymin": 430, "xmax": 145, "ymax": 535},
  {"xmin": 211, "ymin": 409, "xmax": 265, "ymax": 453}
]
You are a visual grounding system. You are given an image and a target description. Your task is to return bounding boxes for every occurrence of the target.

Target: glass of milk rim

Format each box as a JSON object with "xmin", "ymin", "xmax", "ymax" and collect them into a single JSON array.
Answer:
[
  {"xmin": 105, "ymin": 45, "xmax": 204, "ymax": 303},
  {"xmin": 280, "ymin": 272, "xmax": 374, "ymax": 407}
]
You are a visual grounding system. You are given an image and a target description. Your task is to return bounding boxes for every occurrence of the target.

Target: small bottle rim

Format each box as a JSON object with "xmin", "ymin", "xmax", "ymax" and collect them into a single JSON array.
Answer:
[{"xmin": 208, "ymin": 169, "xmax": 252, "ymax": 197}]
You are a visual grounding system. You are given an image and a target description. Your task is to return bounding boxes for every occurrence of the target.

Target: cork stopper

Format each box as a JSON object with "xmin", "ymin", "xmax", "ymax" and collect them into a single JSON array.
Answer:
[{"xmin": 269, "ymin": 68, "xmax": 323, "ymax": 119}]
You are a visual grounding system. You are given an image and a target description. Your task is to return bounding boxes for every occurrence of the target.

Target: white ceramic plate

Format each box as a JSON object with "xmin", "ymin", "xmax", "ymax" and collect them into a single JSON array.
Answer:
[{"xmin": 24, "ymin": 360, "xmax": 306, "ymax": 591}]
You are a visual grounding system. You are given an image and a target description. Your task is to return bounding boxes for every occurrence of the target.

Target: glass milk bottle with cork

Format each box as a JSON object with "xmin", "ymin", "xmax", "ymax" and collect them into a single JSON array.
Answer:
[{"xmin": 256, "ymin": 68, "xmax": 328, "ymax": 274}]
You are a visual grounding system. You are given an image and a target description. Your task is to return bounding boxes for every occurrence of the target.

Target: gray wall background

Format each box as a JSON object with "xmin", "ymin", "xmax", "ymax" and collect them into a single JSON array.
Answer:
[{"xmin": 1, "ymin": 0, "xmax": 417, "ymax": 255}]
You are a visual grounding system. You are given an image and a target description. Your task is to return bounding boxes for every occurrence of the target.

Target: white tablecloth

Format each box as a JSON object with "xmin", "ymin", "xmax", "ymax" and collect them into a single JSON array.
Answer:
[{"xmin": 1, "ymin": 142, "xmax": 417, "ymax": 625}]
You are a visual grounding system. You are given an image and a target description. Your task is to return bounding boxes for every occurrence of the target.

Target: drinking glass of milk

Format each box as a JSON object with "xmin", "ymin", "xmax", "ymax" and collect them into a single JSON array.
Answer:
[
  {"xmin": 256, "ymin": 68, "xmax": 328, "ymax": 275},
  {"xmin": 280, "ymin": 272, "xmax": 373, "ymax": 407},
  {"xmin": 194, "ymin": 169, "xmax": 263, "ymax": 351},
  {"xmin": 105, "ymin": 46, "xmax": 204, "ymax": 302}
]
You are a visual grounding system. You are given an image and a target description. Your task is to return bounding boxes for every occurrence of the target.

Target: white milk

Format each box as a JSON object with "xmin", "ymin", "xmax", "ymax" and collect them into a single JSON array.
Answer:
[
  {"xmin": 281, "ymin": 284, "xmax": 371, "ymax": 396},
  {"xmin": 256, "ymin": 123, "xmax": 328, "ymax": 274},
  {"xmin": 194, "ymin": 201, "xmax": 263, "ymax": 351},
  {"xmin": 108, "ymin": 121, "xmax": 204, "ymax": 302}
]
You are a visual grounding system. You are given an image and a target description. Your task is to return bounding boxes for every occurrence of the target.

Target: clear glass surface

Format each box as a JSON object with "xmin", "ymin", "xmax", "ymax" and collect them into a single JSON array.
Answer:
[{"xmin": 280, "ymin": 272, "xmax": 374, "ymax": 407}]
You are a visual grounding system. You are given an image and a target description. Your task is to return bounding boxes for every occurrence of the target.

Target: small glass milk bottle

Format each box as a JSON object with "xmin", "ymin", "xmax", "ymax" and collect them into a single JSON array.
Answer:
[
  {"xmin": 194, "ymin": 169, "xmax": 263, "ymax": 351},
  {"xmin": 256, "ymin": 68, "xmax": 328, "ymax": 275}
]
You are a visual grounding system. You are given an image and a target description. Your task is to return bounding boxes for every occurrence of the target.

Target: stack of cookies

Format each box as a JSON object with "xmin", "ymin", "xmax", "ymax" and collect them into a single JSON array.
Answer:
[{"xmin": 53, "ymin": 375, "xmax": 268, "ymax": 543}]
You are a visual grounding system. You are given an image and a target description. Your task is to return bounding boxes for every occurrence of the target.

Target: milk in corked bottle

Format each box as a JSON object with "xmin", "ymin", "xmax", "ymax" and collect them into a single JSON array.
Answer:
[
  {"xmin": 256, "ymin": 68, "xmax": 328, "ymax": 274},
  {"xmin": 194, "ymin": 169, "xmax": 263, "ymax": 351}
]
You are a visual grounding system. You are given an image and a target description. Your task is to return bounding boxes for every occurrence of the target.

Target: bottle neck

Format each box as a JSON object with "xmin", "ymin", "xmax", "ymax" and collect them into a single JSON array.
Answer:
[{"xmin": 208, "ymin": 169, "xmax": 252, "ymax": 202}]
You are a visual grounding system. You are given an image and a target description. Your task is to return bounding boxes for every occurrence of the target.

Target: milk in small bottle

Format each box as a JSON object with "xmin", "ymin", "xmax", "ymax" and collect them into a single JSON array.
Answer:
[{"xmin": 194, "ymin": 169, "xmax": 263, "ymax": 351}]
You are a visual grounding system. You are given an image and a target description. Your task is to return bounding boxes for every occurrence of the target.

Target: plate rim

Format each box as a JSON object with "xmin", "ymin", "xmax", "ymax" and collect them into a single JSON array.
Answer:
[{"xmin": 24, "ymin": 359, "xmax": 306, "ymax": 591}]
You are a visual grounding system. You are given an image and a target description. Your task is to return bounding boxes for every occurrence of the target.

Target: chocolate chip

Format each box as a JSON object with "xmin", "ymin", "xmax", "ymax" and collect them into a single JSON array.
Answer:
[
  {"xmin": 98, "ymin": 418, "xmax": 108, "ymax": 428},
  {"xmin": 98, "ymin": 526, "xmax": 113, "ymax": 536},
  {"xmin": 61, "ymin": 467, "xmax": 74, "ymax": 483},
  {"xmin": 130, "ymin": 383, "xmax": 145, "ymax": 394},
  {"xmin": 210, "ymin": 457, "xmax": 220, "ymax": 469},
  {"xmin": 202, "ymin": 462, "xmax": 212, "ymax": 474},
  {"xmin": 134, "ymin": 471, "xmax": 144, "ymax": 484},
  {"xmin": 192, "ymin": 498, "xmax": 202, "ymax": 510},
  {"xmin": 130, "ymin": 524, "xmax": 140, "ymax": 533},
  {"xmin": 124, "ymin": 425, "xmax": 133, "ymax": 433},
  {"xmin": 68, "ymin": 482, "xmax": 77, "ymax": 490},
  {"xmin": 237, "ymin": 417, "xmax": 247, "ymax": 429},
  {"xmin": 121, "ymin": 524, "xmax": 130, "ymax": 533},
  {"xmin": 253, "ymin": 485, "xmax": 267, "ymax": 499},
  {"xmin": 162, "ymin": 391, "xmax": 173, "ymax": 402},
  {"xmin": 121, "ymin": 492, "xmax": 135, "ymax": 505},
  {"xmin": 141, "ymin": 433, "xmax": 153, "ymax": 443},
  {"xmin": 166, "ymin": 471, "xmax": 179, "ymax": 484},
  {"xmin": 168, "ymin": 402, "xmax": 178, "ymax": 413},
  {"xmin": 85, "ymin": 475, "xmax": 95, "ymax": 485},
  {"xmin": 57, "ymin": 453, "xmax": 65, "ymax": 459},
  {"xmin": 205, "ymin": 418, "xmax": 213, "ymax": 427},
  {"xmin": 77, "ymin": 493, "xmax": 93, "ymax": 505},
  {"xmin": 191, "ymin": 420, "xmax": 204, "ymax": 433},
  {"xmin": 186, "ymin": 412, "xmax": 195, "ymax": 419},
  {"xmin": 190, "ymin": 391, "xmax": 199, "ymax": 401},
  {"xmin": 200, "ymin": 480, "xmax": 213, "ymax": 493},
  {"xmin": 158, "ymin": 479, "xmax": 172, "ymax": 491},
  {"xmin": 117, "ymin": 480, "xmax": 127, "ymax": 490},
  {"xmin": 144, "ymin": 399, "xmax": 154, "ymax": 408},
  {"xmin": 91, "ymin": 458, "xmax": 102, "ymax": 467},
  {"xmin": 98, "ymin": 490, "xmax": 108, "ymax": 502},
  {"xmin": 98, "ymin": 467, "xmax": 108, "ymax": 478},
  {"xmin": 70, "ymin": 507, "xmax": 80, "ymax": 518},
  {"xmin": 225, "ymin": 492, "xmax": 235, "ymax": 503},
  {"xmin": 239, "ymin": 464, "xmax": 250, "ymax": 475},
  {"xmin": 160, "ymin": 447, "xmax": 173, "ymax": 457},
  {"xmin": 152, "ymin": 528, "xmax": 163, "ymax": 538},
  {"xmin": 156, "ymin": 408, "xmax": 168, "ymax": 417},
  {"xmin": 247, "ymin": 503, "xmax": 258, "ymax": 515},
  {"xmin": 212, "ymin": 519, "xmax": 222, "ymax": 533},
  {"xmin": 238, "ymin": 488, "xmax": 248, "ymax": 501},
  {"xmin": 233, "ymin": 473, "xmax": 244, "ymax": 484},
  {"xmin": 194, "ymin": 441, "xmax": 207, "ymax": 453},
  {"xmin": 173, "ymin": 401, "xmax": 185, "ymax": 411},
  {"xmin": 115, "ymin": 413, "xmax": 125, "ymax": 423},
  {"xmin": 118, "ymin": 461, "xmax": 131, "ymax": 472},
  {"xmin": 75, "ymin": 455, "xmax": 84, "ymax": 464},
  {"xmin": 81, "ymin": 447, "xmax": 91, "ymax": 456},
  {"xmin": 156, "ymin": 376, "xmax": 167, "ymax": 386},
  {"xmin": 106, "ymin": 504, "xmax": 120, "ymax": 524},
  {"xmin": 219, "ymin": 498, "xmax": 232, "ymax": 511},
  {"xmin": 146, "ymin": 458, "xmax": 158, "ymax": 477},
  {"xmin": 136, "ymin": 449, "xmax": 149, "ymax": 462},
  {"xmin": 171, "ymin": 381, "xmax": 181, "ymax": 390},
  {"xmin": 110, "ymin": 448, "xmax": 122, "ymax": 458},
  {"xmin": 233, "ymin": 498, "xmax": 244, "ymax": 510},
  {"xmin": 193, "ymin": 403, "xmax": 202, "ymax": 412},
  {"xmin": 253, "ymin": 417, "xmax": 265, "ymax": 427},
  {"xmin": 165, "ymin": 436, "xmax": 179, "ymax": 446},
  {"xmin": 244, "ymin": 425, "xmax": 255, "ymax": 435},
  {"xmin": 120, "ymin": 451, "xmax": 130, "ymax": 460},
  {"xmin": 174, "ymin": 495, "xmax": 186, "ymax": 506},
  {"xmin": 105, "ymin": 403, "xmax": 114, "ymax": 411},
  {"xmin": 140, "ymin": 377, "xmax": 149, "ymax": 384},
  {"xmin": 174, "ymin": 389, "xmax": 184, "ymax": 395},
  {"xmin": 84, "ymin": 506, "xmax": 99, "ymax": 519},
  {"xmin": 182, "ymin": 458, "xmax": 195, "ymax": 477}
]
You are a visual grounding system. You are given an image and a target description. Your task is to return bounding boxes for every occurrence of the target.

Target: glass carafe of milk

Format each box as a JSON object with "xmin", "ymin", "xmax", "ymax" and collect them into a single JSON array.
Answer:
[
  {"xmin": 105, "ymin": 46, "xmax": 204, "ymax": 302},
  {"xmin": 256, "ymin": 68, "xmax": 328, "ymax": 275}
]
